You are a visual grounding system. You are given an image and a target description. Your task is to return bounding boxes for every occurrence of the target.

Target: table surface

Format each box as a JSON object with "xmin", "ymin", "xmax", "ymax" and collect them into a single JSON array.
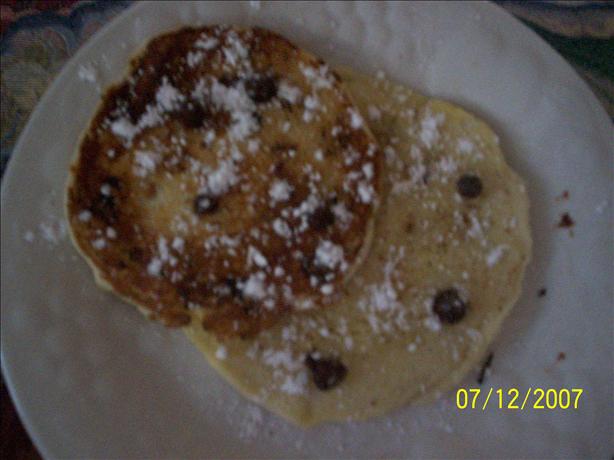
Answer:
[{"xmin": 1, "ymin": 1, "xmax": 612, "ymax": 458}]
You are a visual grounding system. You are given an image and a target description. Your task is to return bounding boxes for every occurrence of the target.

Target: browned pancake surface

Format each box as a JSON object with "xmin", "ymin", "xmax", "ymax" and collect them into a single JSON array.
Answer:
[{"xmin": 67, "ymin": 26, "xmax": 380, "ymax": 337}]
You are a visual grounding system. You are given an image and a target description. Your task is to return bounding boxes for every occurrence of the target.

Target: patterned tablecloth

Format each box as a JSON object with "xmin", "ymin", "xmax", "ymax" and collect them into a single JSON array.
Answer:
[{"xmin": 1, "ymin": 1, "xmax": 612, "ymax": 458}]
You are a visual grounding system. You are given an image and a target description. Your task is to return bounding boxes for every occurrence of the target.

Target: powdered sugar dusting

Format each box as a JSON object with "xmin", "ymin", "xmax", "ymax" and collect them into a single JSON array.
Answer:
[
  {"xmin": 419, "ymin": 110, "xmax": 445, "ymax": 149},
  {"xmin": 486, "ymin": 245, "xmax": 507, "ymax": 267},
  {"xmin": 315, "ymin": 240, "xmax": 347, "ymax": 272}
]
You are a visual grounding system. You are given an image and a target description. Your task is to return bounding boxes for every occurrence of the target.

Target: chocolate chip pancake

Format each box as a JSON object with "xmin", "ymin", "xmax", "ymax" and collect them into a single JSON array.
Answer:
[
  {"xmin": 184, "ymin": 68, "xmax": 531, "ymax": 426},
  {"xmin": 66, "ymin": 27, "xmax": 381, "ymax": 337}
]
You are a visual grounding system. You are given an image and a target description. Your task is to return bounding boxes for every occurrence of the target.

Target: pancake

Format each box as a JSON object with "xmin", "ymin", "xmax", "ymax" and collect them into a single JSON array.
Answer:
[
  {"xmin": 66, "ymin": 27, "xmax": 381, "ymax": 337},
  {"xmin": 184, "ymin": 68, "xmax": 532, "ymax": 426}
]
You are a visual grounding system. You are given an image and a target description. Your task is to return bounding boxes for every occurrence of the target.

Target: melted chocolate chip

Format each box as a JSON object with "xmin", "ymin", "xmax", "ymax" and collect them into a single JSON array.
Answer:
[
  {"xmin": 272, "ymin": 161, "xmax": 285, "ymax": 177},
  {"xmin": 223, "ymin": 277, "xmax": 243, "ymax": 299},
  {"xmin": 335, "ymin": 132, "xmax": 352, "ymax": 150},
  {"xmin": 91, "ymin": 179, "xmax": 121, "ymax": 223},
  {"xmin": 116, "ymin": 260, "xmax": 128, "ymax": 269},
  {"xmin": 128, "ymin": 247, "xmax": 144, "ymax": 262},
  {"xmin": 309, "ymin": 206, "xmax": 335, "ymax": 231},
  {"xmin": 305, "ymin": 353, "xmax": 347, "ymax": 390},
  {"xmin": 176, "ymin": 104, "xmax": 209, "ymax": 129},
  {"xmin": 219, "ymin": 74, "xmax": 239, "ymax": 87},
  {"xmin": 193, "ymin": 193, "xmax": 219, "ymax": 215},
  {"xmin": 98, "ymin": 193, "xmax": 116, "ymax": 213},
  {"xmin": 456, "ymin": 174, "xmax": 483, "ymax": 199},
  {"xmin": 252, "ymin": 110, "xmax": 263, "ymax": 127},
  {"xmin": 245, "ymin": 75, "xmax": 277, "ymax": 104},
  {"xmin": 432, "ymin": 288, "xmax": 468, "ymax": 324},
  {"xmin": 105, "ymin": 176, "xmax": 122, "ymax": 189}
]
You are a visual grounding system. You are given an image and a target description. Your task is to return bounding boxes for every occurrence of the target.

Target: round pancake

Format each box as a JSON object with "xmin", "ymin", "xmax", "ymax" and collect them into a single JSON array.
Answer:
[
  {"xmin": 184, "ymin": 68, "xmax": 532, "ymax": 426},
  {"xmin": 66, "ymin": 27, "xmax": 381, "ymax": 337}
]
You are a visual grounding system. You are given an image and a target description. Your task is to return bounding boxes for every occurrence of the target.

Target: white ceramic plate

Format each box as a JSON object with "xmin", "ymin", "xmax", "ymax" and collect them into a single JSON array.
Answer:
[{"xmin": 1, "ymin": 1, "xmax": 611, "ymax": 458}]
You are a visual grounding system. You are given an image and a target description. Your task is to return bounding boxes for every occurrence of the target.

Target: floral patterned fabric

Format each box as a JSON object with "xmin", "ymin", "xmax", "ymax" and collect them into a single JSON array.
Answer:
[{"xmin": 1, "ymin": 1, "xmax": 130, "ymax": 175}]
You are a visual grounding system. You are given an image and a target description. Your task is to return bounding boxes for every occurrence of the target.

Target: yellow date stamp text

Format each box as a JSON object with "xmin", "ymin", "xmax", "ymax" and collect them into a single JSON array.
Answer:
[{"xmin": 456, "ymin": 388, "xmax": 583, "ymax": 410}]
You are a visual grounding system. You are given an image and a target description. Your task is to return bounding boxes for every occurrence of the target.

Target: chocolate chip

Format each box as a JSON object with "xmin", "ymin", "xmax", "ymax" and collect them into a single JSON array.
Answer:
[
  {"xmin": 538, "ymin": 287, "xmax": 547, "ymax": 297},
  {"xmin": 252, "ymin": 110, "xmax": 263, "ymax": 127},
  {"xmin": 176, "ymin": 104, "xmax": 209, "ymax": 129},
  {"xmin": 272, "ymin": 161, "xmax": 285, "ymax": 176},
  {"xmin": 193, "ymin": 193, "xmax": 219, "ymax": 215},
  {"xmin": 98, "ymin": 193, "xmax": 116, "ymax": 212},
  {"xmin": 245, "ymin": 75, "xmax": 277, "ymax": 104},
  {"xmin": 432, "ymin": 288, "xmax": 468, "ymax": 324},
  {"xmin": 91, "ymin": 181, "xmax": 120, "ymax": 223},
  {"xmin": 305, "ymin": 353, "xmax": 347, "ymax": 390},
  {"xmin": 128, "ymin": 247, "xmax": 144, "ymax": 262},
  {"xmin": 456, "ymin": 174, "xmax": 483, "ymax": 199},
  {"xmin": 105, "ymin": 176, "xmax": 122, "ymax": 189},
  {"xmin": 223, "ymin": 277, "xmax": 243, "ymax": 299},
  {"xmin": 309, "ymin": 206, "xmax": 335, "ymax": 231},
  {"xmin": 219, "ymin": 74, "xmax": 239, "ymax": 87}
]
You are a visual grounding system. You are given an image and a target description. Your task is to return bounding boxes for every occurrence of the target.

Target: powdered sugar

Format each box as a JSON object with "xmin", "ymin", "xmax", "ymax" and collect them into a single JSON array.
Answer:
[
  {"xmin": 39, "ymin": 219, "xmax": 67, "ymax": 244},
  {"xmin": 110, "ymin": 117, "xmax": 139, "ymax": 144},
  {"xmin": 315, "ymin": 240, "xmax": 346, "ymax": 271},
  {"xmin": 348, "ymin": 108, "xmax": 364, "ymax": 129},
  {"xmin": 278, "ymin": 81, "xmax": 301, "ymax": 104},
  {"xmin": 78, "ymin": 210, "xmax": 92, "ymax": 222},
  {"xmin": 209, "ymin": 79, "xmax": 258, "ymax": 141},
  {"xmin": 242, "ymin": 273, "xmax": 267, "ymax": 300},
  {"xmin": 457, "ymin": 138, "xmax": 474, "ymax": 154},
  {"xmin": 133, "ymin": 150, "xmax": 159, "ymax": 177},
  {"xmin": 357, "ymin": 181, "xmax": 375, "ymax": 203},
  {"xmin": 272, "ymin": 218, "xmax": 292, "ymax": 239},
  {"xmin": 147, "ymin": 258, "xmax": 162, "ymax": 276},
  {"xmin": 204, "ymin": 158, "xmax": 239, "ymax": 196},
  {"xmin": 91, "ymin": 238, "xmax": 106, "ymax": 250},
  {"xmin": 358, "ymin": 246, "xmax": 409, "ymax": 334},
  {"xmin": 195, "ymin": 36, "xmax": 219, "ymax": 50},
  {"xmin": 261, "ymin": 348, "xmax": 308, "ymax": 395},
  {"xmin": 248, "ymin": 246, "xmax": 269, "ymax": 268},
  {"xmin": 300, "ymin": 63, "xmax": 334, "ymax": 90},
  {"xmin": 269, "ymin": 180, "xmax": 293, "ymax": 204},
  {"xmin": 215, "ymin": 345, "xmax": 228, "ymax": 360},
  {"xmin": 23, "ymin": 231, "xmax": 35, "ymax": 243},
  {"xmin": 156, "ymin": 77, "xmax": 185, "ymax": 111},
  {"xmin": 486, "ymin": 245, "xmax": 507, "ymax": 267},
  {"xmin": 419, "ymin": 110, "xmax": 445, "ymax": 149},
  {"xmin": 77, "ymin": 63, "xmax": 98, "ymax": 84}
]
